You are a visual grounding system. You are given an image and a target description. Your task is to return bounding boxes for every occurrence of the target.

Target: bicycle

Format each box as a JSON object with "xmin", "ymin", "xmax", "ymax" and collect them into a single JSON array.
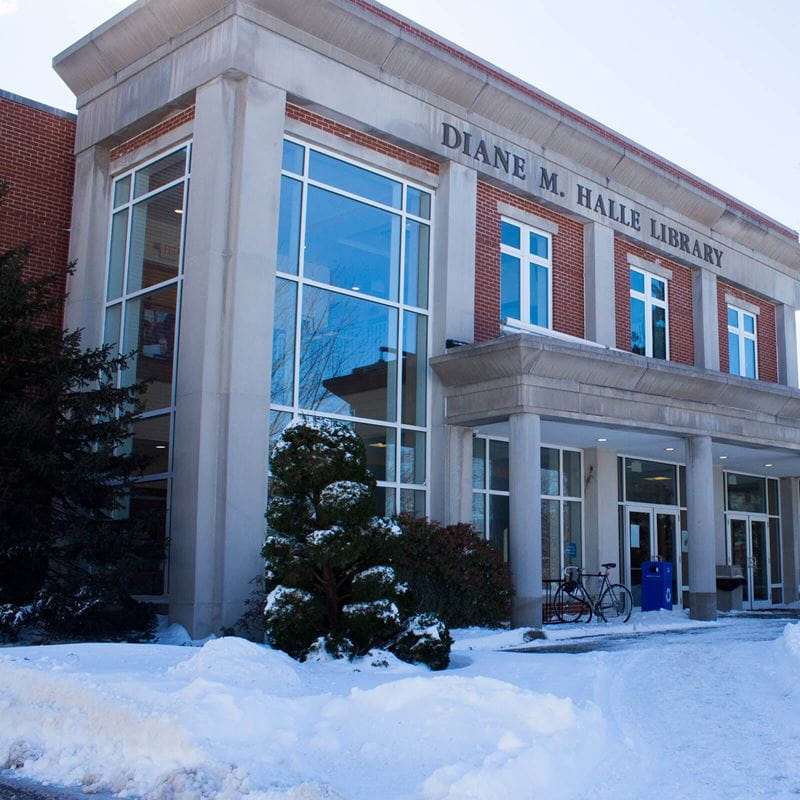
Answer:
[{"xmin": 553, "ymin": 563, "xmax": 633, "ymax": 623}]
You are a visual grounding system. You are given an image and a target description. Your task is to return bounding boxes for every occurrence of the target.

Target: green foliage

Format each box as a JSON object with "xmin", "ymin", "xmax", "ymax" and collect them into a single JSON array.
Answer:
[
  {"xmin": 394, "ymin": 516, "xmax": 513, "ymax": 629},
  {"xmin": 391, "ymin": 613, "xmax": 453, "ymax": 671},
  {"xmin": 0, "ymin": 212, "xmax": 159, "ymax": 641},
  {"xmin": 263, "ymin": 420, "xmax": 450, "ymax": 669}
]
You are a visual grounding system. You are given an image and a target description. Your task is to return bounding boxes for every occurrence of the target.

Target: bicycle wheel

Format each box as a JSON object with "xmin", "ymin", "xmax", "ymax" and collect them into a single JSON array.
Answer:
[
  {"xmin": 598, "ymin": 584, "xmax": 633, "ymax": 622},
  {"xmin": 554, "ymin": 585, "xmax": 592, "ymax": 623}
]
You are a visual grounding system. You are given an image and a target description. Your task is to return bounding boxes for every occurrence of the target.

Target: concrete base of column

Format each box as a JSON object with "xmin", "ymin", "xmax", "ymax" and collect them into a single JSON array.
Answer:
[
  {"xmin": 689, "ymin": 592, "xmax": 718, "ymax": 621},
  {"xmin": 512, "ymin": 595, "xmax": 542, "ymax": 629}
]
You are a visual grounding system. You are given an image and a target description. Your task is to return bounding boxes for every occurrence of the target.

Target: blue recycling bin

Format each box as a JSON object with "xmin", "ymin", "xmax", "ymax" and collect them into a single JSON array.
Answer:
[{"xmin": 641, "ymin": 561, "xmax": 673, "ymax": 611}]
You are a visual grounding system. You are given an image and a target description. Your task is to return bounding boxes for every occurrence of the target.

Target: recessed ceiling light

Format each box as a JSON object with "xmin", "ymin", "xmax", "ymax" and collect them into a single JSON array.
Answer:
[
  {"xmin": 596, "ymin": 437, "xmax": 607, "ymax": 442},
  {"xmin": 174, "ymin": 208, "xmax": 183, "ymax": 214},
  {"xmin": 765, "ymin": 463, "xmax": 773, "ymax": 468},
  {"xmin": 665, "ymin": 447, "xmax": 675, "ymax": 452},
  {"xmin": 155, "ymin": 444, "xmax": 167, "ymax": 449},
  {"xmin": 719, "ymin": 455, "xmax": 728, "ymax": 460},
  {"xmin": 351, "ymin": 285, "xmax": 361, "ymax": 291}
]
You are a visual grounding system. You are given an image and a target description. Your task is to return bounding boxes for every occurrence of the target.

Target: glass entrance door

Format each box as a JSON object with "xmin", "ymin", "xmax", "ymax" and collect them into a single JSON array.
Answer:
[
  {"xmin": 626, "ymin": 506, "xmax": 681, "ymax": 607},
  {"xmin": 728, "ymin": 515, "xmax": 771, "ymax": 608}
]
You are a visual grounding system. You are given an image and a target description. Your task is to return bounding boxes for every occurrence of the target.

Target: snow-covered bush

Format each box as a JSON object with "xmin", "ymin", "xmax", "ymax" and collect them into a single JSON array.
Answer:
[
  {"xmin": 394, "ymin": 516, "xmax": 513, "ymax": 628},
  {"xmin": 391, "ymin": 613, "xmax": 453, "ymax": 671},
  {"xmin": 263, "ymin": 420, "xmax": 450, "ymax": 668}
]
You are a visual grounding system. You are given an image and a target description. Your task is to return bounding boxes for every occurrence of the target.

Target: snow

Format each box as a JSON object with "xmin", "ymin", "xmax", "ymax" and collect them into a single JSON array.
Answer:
[{"xmin": 2, "ymin": 613, "xmax": 800, "ymax": 799}]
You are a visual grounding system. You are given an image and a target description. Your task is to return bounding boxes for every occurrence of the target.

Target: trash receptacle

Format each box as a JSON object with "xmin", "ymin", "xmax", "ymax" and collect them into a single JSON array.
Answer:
[
  {"xmin": 716, "ymin": 565, "xmax": 745, "ymax": 612},
  {"xmin": 641, "ymin": 561, "xmax": 673, "ymax": 611}
]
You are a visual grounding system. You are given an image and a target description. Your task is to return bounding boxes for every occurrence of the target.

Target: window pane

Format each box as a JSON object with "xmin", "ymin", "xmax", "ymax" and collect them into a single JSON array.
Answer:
[
  {"xmin": 630, "ymin": 297, "xmax": 646, "ymax": 355},
  {"xmin": 744, "ymin": 314, "xmax": 755, "ymax": 334},
  {"xmin": 126, "ymin": 185, "xmax": 184, "ymax": 293},
  {"xmin": 123, "ymin": 285, "xmax": 177, "ymax": 412},
  {"xmin": 726, "ymin": 473, "xmax": 766, "ymax": 513},
  {"xmin": 400, "ymin": 430, "xmax": 425, "ymax": 484},
  {"xmin": 501, "ymin": 221, "xmax": 520, "ymax": 249},
  {"xmin": 282, "ymin": 140, "xmax": 304, "ymax": 175},
  {"xmin": 406, "ymin": 186, "xmax": 431, "ymax": 219},
  {"xmin": 541, "ymin": 447, "xmax": 559, "ymax": 496},
  {"xmin": 354, "ymin": 423, "xmax": 395, "ymax": 482},
  {"xmin": 114, "ymin": 176, "xmax": 131, "ymax": 208},
  {"xmin": 728, "ymin": 332, "xmax": 740, "ymax": 375},
  {"xmin": 268, "ymin": 410, "xmax": 293, "ymax": 459},
  {"xmin": 542, "ymin": 498, "xmax": 561, "ymax": 581},
  {"xmin": 473, "ymin": 438, "xmax": 486, "ymax": 489},
  {"xmin": 744, "ymin": 338, "xmax": 756, "ymax": 378},
  {"xmin": 489, "ymin": 440, "xmax": 509, "ymax": 492},
  {"xmin": 501, "ymin": 253, "xmax": 521, "ymax": 320},
  {"xmin": 103, "ymin": 304, "xmax": 122, "ymax": 359},
  {"xmin": 309, "ymin": 150, "xmax": 402, "ymax": 208},
  {"xmin": 652, "ymin": 305, "xmax": 667, "ymax": 360},
  {"xmin": 727, "ymin": 307, "xmax": 739, "ymax": 328},
  {"xmin": 768, "ymin": 478, "xmax": 779, "ymax": 516},
  {"xmin": 133, "ymin": 149, "xmax": 186, "ymax": 198},
  {"xmin": 564, "ymin": 500, "xmax": 582, "ymax": 569},
  {"xmin": 529, "ymin": 231, "xmax": 549, "ymax": 259},
  {"xmin": 630, "ymin": 269, "xmax": 645, "ymax": 294},
  {"xmin": 133, "ymin": 413, "xmax": 171, "ymax": 476},
  {"xmin": 277, "ymin": 176, "xmax": 302, "ymax": 275},
  {"xmin": 562, "ymin": 450, "xmax": 582, "ymax": 498},
  {"xmin": 271, "ymin": 278, "xmax": 297, "ymax": 405},
  {"xmin": 770, "ymin": 518, "xmax": 782, "ymax": 582},
  {"xmin": 625, "ymin": 459, "xmax": 676, "ymax": 505},
  {"xmin": 472, "ymin": 493, "xmax": 486, "ymax": 536},
  {"xmin": 298, "ymin": 286, "xmax": 397, "ymax": 422},
  {"xmin": 375, "ymin": 486, "xmax": 395, "ymax": 517},
  {"xmin": 400, "ymin": 488, "xmax": 426, "ymax": 517},
  {"xmin": 489, "ymin": 494, "xmax": 509, "ymax": 561},
  {"xmin": 530, "ymin": 263, "xmax": 549, "ymax": 328},
  {"xmin": 107, "ymin": 209, "xmax": 129, "ymax": 301},
  {"xmin": 404, "ymin": 220, "xmax": 429, "ymax": 309},
  {"xmin": 651, "ymin": 277, "xmax": 665, "ymax": 301},
  {"xmin": 127, "ymin": 479, "xmax": 168, "ymax": 595},
  {"xmin": 305, "ymin": 186, "xmax": 400, "ymax": 301},
  {"xmin": 402, "ymin": 311, "xmax": 427, "ymax": 427}
]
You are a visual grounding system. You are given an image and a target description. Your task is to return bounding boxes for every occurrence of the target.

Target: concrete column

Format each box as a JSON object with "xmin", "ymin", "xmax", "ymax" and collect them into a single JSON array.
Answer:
[
  {"xmin": 779, "ymin": 477, "xmax": 800, "ymax": 604},
  {"xmin": 429, "ymin": 161, "xmax": 477, "ymax": 522},
  {"xmin": 170, "ymin": 75, "xmax": 286, "ymax": 636},
  {"xmin": 509, "ymin": 412, "xmax": 542, "ymax": 628},
  {"xmin": 63, "ymin": 145, "xmax": 111, "ymax": 345},
  {"xmin": 583, "ymin": 448, "xmax": 620, "ymax": 582},
  {"xmin": 443, "ymin": 425, "xmax": 473, "ymax": 526},
  {"xmin": 692, "ymin": 268, "xmax": 719, "ymax": 371},
  {"xmin": 776, "ymin": 305, "xmax": 799, "ymax": 388},
  {"xmin": 686, "ymin": 435, "xmax": 718, "ymax": 620},
  {"xmin": 583, "ymin": 222, "xmax": 616, "ymax": 348}
]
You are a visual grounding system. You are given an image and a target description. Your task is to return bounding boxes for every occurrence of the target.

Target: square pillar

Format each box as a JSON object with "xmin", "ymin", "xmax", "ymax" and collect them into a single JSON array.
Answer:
[
  {"xmin": 509, "ymin": 412, "xmax": 542, "ymax": 628},
  {"xmin": 686, "ymin": 435, "xmax": 718, "ymax": 620},
  {"xmin": 692, "ymin": 268, "xmax": 719, "ymax": 371},
  {"xmin": 776, "ymin": 305, "xmax": 799, "ymax": 388},
  {"xmin": 442, "ymin": 425, "xmax": 474, "ymax": 526},
  {"xmin": 583, "ymin": 222, "xmax": 616, "ymax": 347},
  {"xmin": 583, "ymin": 448, "xmax": 620, "ymax": 582},
  {"xmin": 170, "ymin": 75, "xmax": 286, "ymax": 637},
  {"xmin": 779, "ymin": 477, "xmax": 800, "ymax": 604}
]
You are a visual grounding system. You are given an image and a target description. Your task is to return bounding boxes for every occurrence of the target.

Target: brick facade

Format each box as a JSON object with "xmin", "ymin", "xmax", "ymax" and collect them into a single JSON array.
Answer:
[
  {"xmin": 109, "ymin": 106, "xmax": 196, "ymax": 164},
  {"xmin": 717, "ymin": 282, "xmax": 778, "ymax": 383},
  {"xmin": 614, "ymin": 238, "xmax": 694, "ymax": 366},
  {"xmin": 0, "ymin": 93, "xmax": 75, "ymax": 328},
  {"xmin": 475, "ymin": 181, "xmax": 585, "ymax": 342}
]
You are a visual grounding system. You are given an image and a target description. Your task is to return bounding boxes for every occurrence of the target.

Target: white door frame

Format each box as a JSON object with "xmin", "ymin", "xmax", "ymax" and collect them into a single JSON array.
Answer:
[{"xmin": 727, "ymin": 513, "xmax": 772, "ymax": 609}]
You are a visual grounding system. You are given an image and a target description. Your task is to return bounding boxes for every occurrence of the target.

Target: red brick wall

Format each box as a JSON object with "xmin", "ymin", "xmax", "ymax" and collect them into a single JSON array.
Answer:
[
  {"xmin": 286, "ymin": 103, "xmax": 439, "ymax": 174},
  {"xmin": 110, "ymin": 106, "xmax": 196, "ymax": 164},
  {"xmin": 614, "ymin": 238, "xmax": 694, "ymax": 365},
  {"xmin": 717, "ymin": 282, "xmax": 777, "ymax": 383},
  {"xmin": 0, "ymin": 95, "xmax": 75, "ymax": 328},
  {"xmin": 475, "ymin": 181, "xmax": 585, "ymax": 342}
]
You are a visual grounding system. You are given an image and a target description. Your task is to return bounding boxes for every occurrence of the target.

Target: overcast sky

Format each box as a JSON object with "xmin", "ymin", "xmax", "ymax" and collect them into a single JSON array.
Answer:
[{"xmin": 2, "ymin": 0, "xmax": 798, "ymax": 233}]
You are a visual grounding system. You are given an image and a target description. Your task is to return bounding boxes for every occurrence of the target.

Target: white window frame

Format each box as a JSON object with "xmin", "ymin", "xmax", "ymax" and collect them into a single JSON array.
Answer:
[
  {"xmin": 629, "ymin": 266, "xmax": 669, "ymax": 360},
  {"xmin": 727, "ymin": 304, "xmax": 758, "ymax": 379},
  {"xmin": 500, "ymin": 217, "xmax": 553, "ymax": 330}
]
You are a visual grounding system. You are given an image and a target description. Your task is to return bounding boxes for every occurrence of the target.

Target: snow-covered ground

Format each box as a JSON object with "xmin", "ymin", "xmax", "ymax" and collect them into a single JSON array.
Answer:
[{"xmin": 2, "ymin": 611, "xmax": 800, "ymax": 799}]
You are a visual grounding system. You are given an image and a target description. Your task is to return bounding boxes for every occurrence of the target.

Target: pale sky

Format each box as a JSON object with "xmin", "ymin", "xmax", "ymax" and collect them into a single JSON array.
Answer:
[{"xmin": 2, "ymin": 0, "xmax": 798, "ymax": 234}]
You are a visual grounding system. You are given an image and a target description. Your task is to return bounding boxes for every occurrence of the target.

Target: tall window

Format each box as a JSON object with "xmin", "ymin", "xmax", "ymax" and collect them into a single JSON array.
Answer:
[
  {"xmin": 500, "ymin": 218, "xmax": 552, "ymax": 328},
  {"xmin": 630, "ymin": 267, "xmax": 668, "ymax": 359},
  {"xmin": 103, "ymin": 143, "xmax": 191, "ymax": 595},
  {"xmin": 727, "ymin": 305, "xmax": 757, "ymax": 379},
  {"xmin": 472, "ymin": 437, "xmax": 509, "ymax": 560},
  {"xmin": 271, "ymin": 139, "xmax": 432, "ymax": 516}
]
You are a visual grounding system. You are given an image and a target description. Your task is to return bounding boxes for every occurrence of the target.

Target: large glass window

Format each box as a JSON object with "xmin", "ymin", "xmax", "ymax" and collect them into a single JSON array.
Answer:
[
  {"xmin": 630, "ymin": 267, "xmax": 668, "ymax": 359},
  {"xmin": 500, "ymin": 218, "xmax": 552, "ymax": 329},
  {"xmin": 271, "ymin": 139, "xmax": 431, "ymax": 515},
  {"xmin": 727, "ymin": 305, "xmax": 758, "ymax": 379},
  {"xmin": 472, "ymin": 437, "xmax": 510, "ymax": 560},
  {"xmin": 103, "ymin": 142, "xmax": 191, "ymax": 596},
  {"xmin": 625, "ymin": 458, "xmax": 677, "ymax": 506}
]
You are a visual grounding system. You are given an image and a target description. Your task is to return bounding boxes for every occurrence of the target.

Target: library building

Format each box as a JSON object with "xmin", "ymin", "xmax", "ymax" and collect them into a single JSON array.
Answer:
[{"xmin": 44, "ymin": 0, "xmax": 800, "ymax": 634}]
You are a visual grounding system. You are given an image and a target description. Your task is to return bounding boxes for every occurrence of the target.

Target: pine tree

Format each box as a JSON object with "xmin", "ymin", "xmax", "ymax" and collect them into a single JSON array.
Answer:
[
  {"xmin": 0, "ymin": 219, "xmax": 160, "ymax": 640},
  {"xmin": 263, "ymin": 419, "xmax": 451, "ymax": 668}
]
